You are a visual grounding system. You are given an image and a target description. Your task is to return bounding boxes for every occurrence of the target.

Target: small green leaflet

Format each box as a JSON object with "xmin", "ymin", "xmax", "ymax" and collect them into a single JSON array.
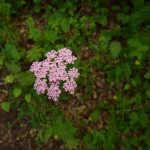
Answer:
[
  {"xmin": 90, "ymin": 109, "xmax": 101, "ymax": 122},
  {"xmin": 130, "ymin": 112, "xmax": 149, "ymax": 127},
  {"xmin": 124, "ymin": 84, "xmax": 131, "ymax": 90},
  {"xmin": 26, "ymin": 16, "xmax": 34, "ymax": 29},
  {"xmin": 34, "ymin": 4, "xmax": 41, "ymax": 13},
  {"xmin": 28, "ymin": 28, "xmax": 41, "ymax": 41},
  {"xmin": 3, "ymin": 74, "xmax": 14, "ymax": 83},
  {"xmin": 146, "ymin": 89, "xmax": 150, "ymax": 99},
  {"xmin": 99, "ymin": 14, "xmax": 107, "ymax": 25},
  {"xmin": 1, "ymin": 102, "xmax": 10, "ymax": 112},
  {"xmin": 123, "ymin": 63, "xmax": 132, "ymax": 79},
  {"xmin": 0, "ymin": 58, "xmax": 4, "ymax": 65},
  {"xmin": 129, "ymin": 112, "xmax": 139, "ymax": 125},
  {"xmin": 140, "ymin": 113, "xmax": 149, "ymax": 127},
  {"xmin": 13, "ymin": 88, "xmax": 22, "ymax": 98},
  {"xmin": 109, "ymin": 42, "xmax": 122, "ymax": 59},
  {"xmin": 144, "ymin": 70, "xmax": 150, "ymax": 79},
  {"xmin": 61, "ymin": 19, "xmax": 70, "ymax": 33},
  {"xmin": 116, "ymin": 65, "xmax": 122, "ymax": 78},
  {"xmin": 131, "ymin": 78, "xmax": 137, "ymax": 87},
  {"xmin": 25, "ymin": 94, "xmax": 31, "ymax": 103}
]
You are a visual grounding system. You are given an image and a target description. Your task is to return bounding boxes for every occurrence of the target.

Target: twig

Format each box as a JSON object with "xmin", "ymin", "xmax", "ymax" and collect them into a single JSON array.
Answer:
[{"xmin": 0, "ymin": 82, "xmax": 6, "ymax": 85}]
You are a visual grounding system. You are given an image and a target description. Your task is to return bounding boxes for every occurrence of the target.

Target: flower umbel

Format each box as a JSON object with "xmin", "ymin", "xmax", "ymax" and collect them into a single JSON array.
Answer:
[{"xmin": 29, "ymin": 48, "xmax": 80, "ymax": 101}]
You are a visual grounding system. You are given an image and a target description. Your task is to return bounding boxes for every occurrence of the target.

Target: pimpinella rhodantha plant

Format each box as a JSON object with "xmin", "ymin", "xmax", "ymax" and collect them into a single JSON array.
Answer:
[{"xmin": 29, "ymin": 48, "xmax": 80, "ymax": 101}]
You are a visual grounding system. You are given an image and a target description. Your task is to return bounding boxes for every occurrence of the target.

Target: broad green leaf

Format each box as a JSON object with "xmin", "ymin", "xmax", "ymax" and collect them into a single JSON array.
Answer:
[
  {"xmin": 129, "ymin": 50, "xmax": 142, "ymax": 60},
  {"xmin": 109, "ymin": 42, "xmax": 121, "ymax": 59},
  {"xmin": 44, "ymin": 30, "xmax": 58, "ymax": 44},
  {"xmin": 25, "ymin": 94, "xmax": 31, "ymax": 103},
  {"xmin": 66, "ymin": 139, "xmax": 79, "ymax": 149},
  {"xmin": 1, "ymin": 102, "xmax": 10, "ymax": 112},
  {"xmin": 99, "ymin": 14, "xmax": 107, "ymax": 25},
  {"xmin": 144, "ymin": 70, "xmax": 150, "ymax": 79},
  {"xmin": 3, "ymin": 74, "xmax": 14, "ymax": 83},
  {"xmin": 53, "ymin": 118, "xmax": 77, "ymax": 143},
  {"xmin": 61, "ymin": 19, "xmax": 70, "ymax": 33},
  {"xmin": 5, "ymin": 62, "xmax": 21, "ymax": 73},
  {"xmin": 13, "ymin": 88, "xmax": 22, "ymax": 98},
  {"xmin": 140, "ymin": 45, "xmax": 149, "ymax": 52},
  {"xmin": 129, "ymin": 112, "xmax": 139, "ymax": 125},
  {"xmin": 54, "ymin": 10, "xmax": 68, "ymax": 19},
  {"xmin": 146, "ymin": 89, "xmax": 150, "ymax": 99},
  {"xmin": 124, "ymin": 84, "xmax": 131, "ymax": 90},
  {"xmin": 26, "ymin": 47, "xmax": 42, "ymax": 62},
  {"xmin": 16, "ymin": 71, "xmax": 36, "ymax": 86},
  {"xmin": 90, "ymin": 109, "xmax": 100, "ymax": 122}
]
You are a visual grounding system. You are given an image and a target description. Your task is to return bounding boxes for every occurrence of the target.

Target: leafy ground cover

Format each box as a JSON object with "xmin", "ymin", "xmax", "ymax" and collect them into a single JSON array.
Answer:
[{"xmin": 0, "ymin": 0, "xmax": 150, "ymax": 149}]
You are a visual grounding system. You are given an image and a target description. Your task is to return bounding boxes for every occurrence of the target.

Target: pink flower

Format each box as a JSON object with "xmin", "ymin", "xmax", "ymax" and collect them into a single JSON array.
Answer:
[{"xmin": 29, "ymin": 48, "xmax": 80, "ymax": 101}]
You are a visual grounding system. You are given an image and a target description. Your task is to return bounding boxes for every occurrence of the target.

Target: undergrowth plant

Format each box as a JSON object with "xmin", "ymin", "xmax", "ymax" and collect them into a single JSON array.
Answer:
[{"xmin": 0, "ymin": 0, "xmax": 150, "ymax": 149}]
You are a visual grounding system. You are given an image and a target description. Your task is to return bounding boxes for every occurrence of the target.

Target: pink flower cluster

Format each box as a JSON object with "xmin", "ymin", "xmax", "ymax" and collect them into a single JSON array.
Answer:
[{"xmin": 29, "ymin": 48, "xmax": 80, "ymax": 101}]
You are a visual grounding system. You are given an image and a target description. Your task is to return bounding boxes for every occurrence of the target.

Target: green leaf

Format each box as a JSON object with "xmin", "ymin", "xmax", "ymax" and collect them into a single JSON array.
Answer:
[
  {"xmin": 3, "ymin": 74, "xmax": 14, "ymax": 83},
  {"xmin": 1, "ymin": 102, "xmax": 10, "ymax": 112},
  {"xmin": 34, "ymin": 4, "xmax": 41, "ymax": 13},
  {"xmin": 129, "ymin": 112, "xmax": 139, "ymax": 125},
  {"xmin": 5, "ymin": 61, "xmax": 21, "ymax": 73},
  {"xmin": 26, "ymin": 47, "xmax": 42, "ymax": 62},
  {"xmin": 13, "ymin": 88, "xmax": 22, "ymax": 98},
  {"xmin": 139, "ymin": 113, "xmax": 149, "ymax": 127},
  {"xmin": 28, "ymin": 28, "xmax": 41, "ymax": 41},
  {"xmin": 144, "ymin": 70, "xmax": 150, "ymax": 79},
  {"xmin": 99, "ymin": 14, "xmax": 107, "ymax": 25},
  {"xmin": 54, "ymin": 9, "xmax": 68, "ymax": 19},
  {"xmin": 116, "ymin": 65, "xmax": 122, "ymax": 78},
  {"xmin": 44, "ymin": 30, "xmax": 58, "ymax": 44},
  {"xmin": 25, "ymin": 94, "xmax": 31, "ymax": 103},
  {"xmin": 61, "ymin": 19, "xmax": 70, "ymax": 33},
  {"xmin": 123, "ymin": 63, "xmax": 132, "ymax": 79},
  {"xmin": 129, "ymin": 50, "xmax": 142, "ymax": 60},
  {"xmin": 53, "ymin": 118, "xmax": 77, "ymax": 143},
  {"xmin": 66, "ymin": 139, "xmax": 79, "ymax": 149},
  {"xmin": 124, "ymin": 84, "xmax": 131, "ymax": 90},
  {"xmin": 109, "ymin": 42, "xmax": 121, "ymax": 59},
  {"xmin": 7, "ymin": 121, "xmax": 13, "ymax": 129},
  {"xmin": 146, "ymin": 89, "xmax": 150, "ymax": 99},
  {"xmin": 0, "ymin": 58, "xmax": 4, "ymax": 65},
  {"xmin": 96, "ymin": 131, "xmax": 105, "ymax": 141},
  {"xmin": 55, "ymin": 44, "xmax": 64, "ymax": 51},
  {"xmin": 131, "ymin": 78, "xmax": 137, "ymax": 87},
  {"xmin": 90, "ymin": 109, "xmax": 100, "ymax": 122},
  {"xmin": 17, "ymin": 71, "xmax": 36, "ymax": 86}
]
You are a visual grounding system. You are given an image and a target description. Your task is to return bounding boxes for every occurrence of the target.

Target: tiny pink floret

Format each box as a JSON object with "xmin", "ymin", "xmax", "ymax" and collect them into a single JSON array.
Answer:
[{"xmin": 29, "ymin": 48, "xmax": 80, "ymax": 101}]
